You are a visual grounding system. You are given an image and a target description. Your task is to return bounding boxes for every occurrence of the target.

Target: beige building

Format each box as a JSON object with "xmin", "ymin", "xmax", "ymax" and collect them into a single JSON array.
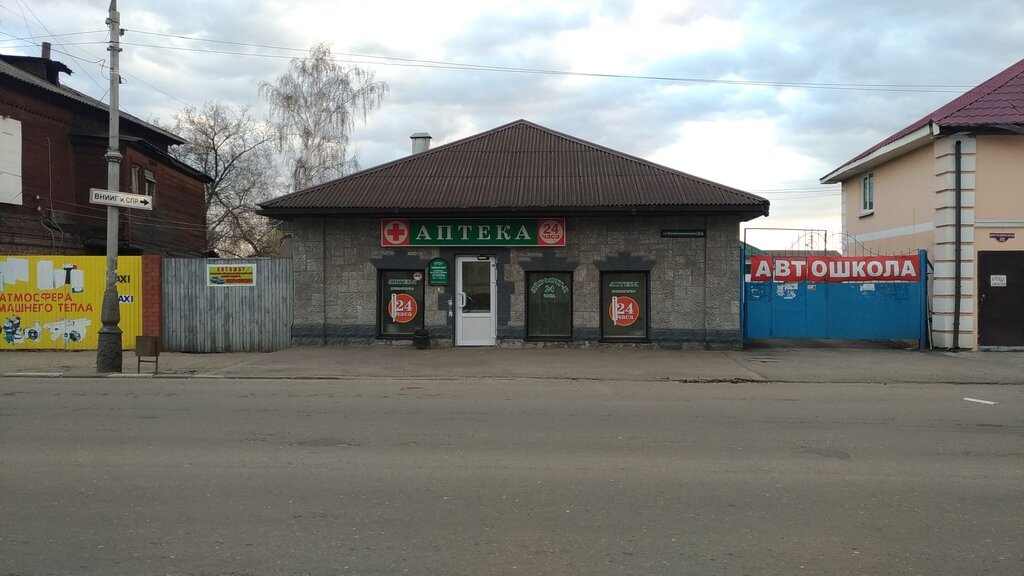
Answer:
[{"xmin": 822, "ymin": 58, "xmax": 1024, "ymax": 350}]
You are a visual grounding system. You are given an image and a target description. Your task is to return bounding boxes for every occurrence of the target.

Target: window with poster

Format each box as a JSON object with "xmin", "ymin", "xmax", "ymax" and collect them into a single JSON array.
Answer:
[
  {"xmin": 600, "ymin": 271, "xmax": 648, "ymax": 342},
  {"xmin": 378, "ymin": 270, "xmax": 425, "ymax": 337},
  {"xmin": 526, "ymin": 271, "xmax": 573, "ymax": 341}
]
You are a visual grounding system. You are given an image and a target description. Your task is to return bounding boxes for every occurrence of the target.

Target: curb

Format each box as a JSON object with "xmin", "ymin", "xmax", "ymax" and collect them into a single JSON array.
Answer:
[{"xmin": 3, "ymin": 372, "xmax": 1021, "ymax": 385}]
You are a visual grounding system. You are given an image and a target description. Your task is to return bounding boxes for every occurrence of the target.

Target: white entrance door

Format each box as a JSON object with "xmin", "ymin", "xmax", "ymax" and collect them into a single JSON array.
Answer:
[{"xmin": 455, "ymin": 255, "xmax": 497, "ymax": 346}]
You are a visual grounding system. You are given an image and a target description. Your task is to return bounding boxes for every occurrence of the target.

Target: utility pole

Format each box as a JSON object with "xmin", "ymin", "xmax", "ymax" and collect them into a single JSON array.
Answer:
[{"xmin": 96, "ymin": 0, "xmax": 123, "ymax": 373}]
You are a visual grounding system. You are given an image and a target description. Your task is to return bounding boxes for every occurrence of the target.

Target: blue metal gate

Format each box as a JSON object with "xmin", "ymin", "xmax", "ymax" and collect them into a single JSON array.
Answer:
[{"xmin": 743, "ymin": 250, "xmax": 928, "ymax": 348}]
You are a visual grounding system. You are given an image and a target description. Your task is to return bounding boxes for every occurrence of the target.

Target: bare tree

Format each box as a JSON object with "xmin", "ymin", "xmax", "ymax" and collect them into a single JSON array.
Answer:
[
  {"xmin": 169, "ymin": 102, "xmax": 281, "ymax": 257},
  {"xmin": 259, "ymin": 42, "xmax": 389, "ymax": 191}
]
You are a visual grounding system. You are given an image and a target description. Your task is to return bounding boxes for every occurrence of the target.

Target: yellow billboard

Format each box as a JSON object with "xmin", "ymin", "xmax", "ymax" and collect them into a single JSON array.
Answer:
[{"xmin": 0, "ymin": 256, "xmax": 142, "ymax": 350}]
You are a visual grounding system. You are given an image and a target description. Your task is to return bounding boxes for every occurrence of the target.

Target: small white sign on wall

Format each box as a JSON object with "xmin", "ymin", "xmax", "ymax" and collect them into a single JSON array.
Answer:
[{"xmin": 990, "ymin": 275, "xmax": 1007, "ymax": 287}]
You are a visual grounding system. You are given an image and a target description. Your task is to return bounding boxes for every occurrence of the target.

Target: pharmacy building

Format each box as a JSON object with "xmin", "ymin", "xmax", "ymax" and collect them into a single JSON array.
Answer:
[{"xmin": 258, "ymin": 120, "xmax": 770, "ymax": 348}]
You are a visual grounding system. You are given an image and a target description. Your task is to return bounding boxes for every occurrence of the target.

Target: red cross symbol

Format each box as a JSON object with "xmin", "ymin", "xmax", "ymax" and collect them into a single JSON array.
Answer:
[{"xmin": 381, "ymin": 219, "xmax": 410, "ymax": 245}]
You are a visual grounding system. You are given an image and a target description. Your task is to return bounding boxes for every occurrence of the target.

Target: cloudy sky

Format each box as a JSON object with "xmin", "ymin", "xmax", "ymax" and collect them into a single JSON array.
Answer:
[{"xmin": 2, "ymin": 0, "xmax": 1022, "ymax": 248}]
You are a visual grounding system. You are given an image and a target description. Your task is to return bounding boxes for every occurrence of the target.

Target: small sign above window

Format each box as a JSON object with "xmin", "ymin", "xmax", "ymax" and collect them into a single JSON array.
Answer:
[{"xmin": 660, "ymin": 229, "xmax": 705, "ymax": 239}]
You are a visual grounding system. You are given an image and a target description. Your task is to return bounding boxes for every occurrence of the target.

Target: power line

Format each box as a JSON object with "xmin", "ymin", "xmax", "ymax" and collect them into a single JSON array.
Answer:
[
  {"xmin": 766, "ymin": 194, "xmax": 839, "ymax": 201},
  {"xmin": 0, "ymin": 40, "xmax": 106, "ymax": 47},
  {"xmin": 4, "ymin": 24, "xmax": 976, "ymax": 95},
  {"xmin": 750, "ymin": 185, "xmax": 839, "ymax": 192},
  {"xmin": 13, "ymin": 39, "xmax": 191, "ymax": 108},
  {"xmin": 0, "ymin": 29, "xmax": 107, "ymax": 41},
  {"xmin": 42, "ymin": 46, "xmax": 105, "ymax": 66},
  {"xmin": 123, "ymin": 29, "xmax": 973, "ymax": 94},
  {"xmin": 48, "ymin": 200, "xmax": 213, "ymax": 232},
  {"xmin": 114, "ymin": 65, "xmax": 191, "ymax": 107},
  {"xmin": 130, "ymin": 29, "xmax": 308, "ymax": 55},
  {"xmin": 0, "ymin": 36, "xmax": 107, "ymax": 94},
  {"xmin": 751, "ymin": 188, "xmax": 840, "ymax": 195},
  {"xmin": 11, "ymin": 0, "xmax": 106, "ymax": 93}
]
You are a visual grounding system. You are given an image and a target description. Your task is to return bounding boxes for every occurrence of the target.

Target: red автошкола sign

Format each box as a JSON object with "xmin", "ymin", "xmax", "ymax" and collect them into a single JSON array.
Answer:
[{"xmin": 750, "ymin": 255, "xmax": 919, "ymax": 283}]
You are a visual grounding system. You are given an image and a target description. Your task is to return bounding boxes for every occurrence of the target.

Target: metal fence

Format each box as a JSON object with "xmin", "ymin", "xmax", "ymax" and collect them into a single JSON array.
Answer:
[
  {"xmin": 742, "ymin": 250, "xmax": 929, "ymax": 350},
  {"xmin": 162, "ymin": 258, "xmax": 293, "ymax": 352}
]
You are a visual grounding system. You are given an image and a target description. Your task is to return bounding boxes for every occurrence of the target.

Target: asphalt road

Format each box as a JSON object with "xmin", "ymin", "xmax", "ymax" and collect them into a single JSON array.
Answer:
[{"xmin": 1, "ymin": 377, "xmax": 1022, "ymax": 576}]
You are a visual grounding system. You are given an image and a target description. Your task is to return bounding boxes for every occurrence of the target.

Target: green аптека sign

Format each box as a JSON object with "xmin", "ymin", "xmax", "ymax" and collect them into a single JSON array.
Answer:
[{"xmin": 381, "ymin": 218, "xmax": 566, "ymax": 247}]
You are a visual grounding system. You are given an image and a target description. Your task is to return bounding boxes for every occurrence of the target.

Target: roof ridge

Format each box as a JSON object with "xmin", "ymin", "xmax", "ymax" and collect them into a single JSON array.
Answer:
[
  {"xmin": 934, "ymin": 57, "xmax": 1024, "ymax": 124},
  {"xmin": 824, "ymin": 57, "xmax": 1024, "ymax": 178},
  {"xmin": 0, "ymin": 56, "xmax": 185, "ymax": 145},
  {"xmin": 260, "ymin": 119, "xmax": 770, "ymax": 216},
  {"xmin": 534, "ymin": 124, "xmax": 767, "ymax": 203},
  {"xmin": 285, "ymin": 119, "xmax": 536, "ymax": 198},
  {"xmin": 279, "ymin": 119, "xmax": 765, "ymax": 205}
]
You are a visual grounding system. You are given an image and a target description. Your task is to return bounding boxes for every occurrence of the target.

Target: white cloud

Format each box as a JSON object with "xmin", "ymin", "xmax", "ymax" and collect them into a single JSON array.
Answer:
[
  {"xmin": 4, "ymin": 0, "xmax": 1021, "ymax": 250},
  {"xmin": 651, "ymin": 118, "xmax": 841, "ymax": 246},
  {"xmin": 650, "ymin": 118, "xmax": 818, "ymax": 190}
]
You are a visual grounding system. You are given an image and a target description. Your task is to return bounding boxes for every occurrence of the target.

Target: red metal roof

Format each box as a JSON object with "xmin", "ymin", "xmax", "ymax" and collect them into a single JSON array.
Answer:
[
  {"xmin": 259, "ymin": 120, "xmax": 769, "ymax": 219},
  {"xmin": 838, "ymin": 58, "xmax": 1024, "ymax": 168}
]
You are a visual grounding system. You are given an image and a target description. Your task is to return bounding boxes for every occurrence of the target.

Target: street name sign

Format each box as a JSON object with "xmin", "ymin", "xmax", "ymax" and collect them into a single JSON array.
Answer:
[{"xmin": 89, "ymin": 188, "xmax": 154, "ymax": 211}]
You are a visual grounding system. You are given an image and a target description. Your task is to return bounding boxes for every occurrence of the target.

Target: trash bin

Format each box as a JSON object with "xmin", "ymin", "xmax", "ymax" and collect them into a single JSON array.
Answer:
[{"xmin": 412, "ymin": 329, "xmax": 429, "ymax": 350}]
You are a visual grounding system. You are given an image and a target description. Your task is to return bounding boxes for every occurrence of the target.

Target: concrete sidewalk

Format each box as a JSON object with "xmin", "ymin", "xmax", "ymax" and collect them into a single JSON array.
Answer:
[{"xmin": 3, "ymin": 341, "xmax": 1023, "ymax": 384}]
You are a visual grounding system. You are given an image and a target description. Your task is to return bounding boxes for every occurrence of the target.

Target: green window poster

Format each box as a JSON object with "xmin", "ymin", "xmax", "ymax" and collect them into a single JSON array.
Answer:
[
  {"xmin": 428, "ymin": 258, "xmax": 449, "ymax": 286},
  {"xmin": 526, "ymin": 272, "xmax": 572, "ymax": 340},
  {"xmin": 600, "ymin": 272, "xmax": 648, "ymax": 341},
  {"xmin": 379, "ymin": 270, "xmax": 425, "ymax": 337}
]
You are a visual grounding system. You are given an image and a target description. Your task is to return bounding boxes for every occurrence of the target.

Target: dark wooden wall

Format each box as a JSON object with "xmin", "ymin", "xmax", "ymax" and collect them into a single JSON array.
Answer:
[{"xmin": 1, "ymin": 76, "xmax": 207, "ymax": 256}]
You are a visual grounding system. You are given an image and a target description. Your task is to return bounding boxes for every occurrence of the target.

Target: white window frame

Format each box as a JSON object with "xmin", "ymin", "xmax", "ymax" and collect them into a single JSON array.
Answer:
[
  {"xmin": 860, "ymin": 172, "xmax": 874, "ymax": 215},
  {"xmin": 143, "ymin": 169, "xmax": 156, "ymax": 197},
  {"xmin": 0, "ymin": 116, "xmax": 22, "ymax": 205}
]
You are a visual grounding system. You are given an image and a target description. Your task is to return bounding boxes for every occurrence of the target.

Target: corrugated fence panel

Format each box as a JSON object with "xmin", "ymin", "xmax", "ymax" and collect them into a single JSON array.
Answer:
[{"xmin": 162, "ymin": 258, "xmax": 293, "ymax": 352}]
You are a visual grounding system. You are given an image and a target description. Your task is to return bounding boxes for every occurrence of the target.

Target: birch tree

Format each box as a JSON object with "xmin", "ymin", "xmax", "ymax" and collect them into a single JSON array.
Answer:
[{"xmin": 259, "ymin": 42, "xmax": 389, "ymax": 191}]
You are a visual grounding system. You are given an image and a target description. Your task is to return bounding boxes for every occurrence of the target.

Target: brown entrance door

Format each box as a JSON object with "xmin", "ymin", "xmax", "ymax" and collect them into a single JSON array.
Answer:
[{"xmin": 978, "ymin": 251, "xmax": 1024, "ymax": 347}]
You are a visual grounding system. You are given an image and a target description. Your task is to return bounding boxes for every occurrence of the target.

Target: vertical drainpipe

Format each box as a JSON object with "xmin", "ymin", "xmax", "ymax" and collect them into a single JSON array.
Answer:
[
  {"xmin": 952, "ymin": 140, "xmax": 962, "ymax": 351},
  {"xmin": 703, "ymin": 215, "xmax": 709, "ymax": 346},
  {"xmin": 322, "ymin": 218, "xmax": 328, "ymax": 346},
  {"xmin": 739, "ymin": 225, "xmax": 749, "ymax": 350}
]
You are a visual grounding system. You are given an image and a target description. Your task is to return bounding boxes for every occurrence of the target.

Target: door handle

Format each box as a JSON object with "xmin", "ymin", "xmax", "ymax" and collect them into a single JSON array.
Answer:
[
  {"xmin": 457, "ymin": 292, "xmax": 467, "ymax": 308},
  {"xmin": 979, "ymin": 293, "xmax": 985, "ymax": 308}
]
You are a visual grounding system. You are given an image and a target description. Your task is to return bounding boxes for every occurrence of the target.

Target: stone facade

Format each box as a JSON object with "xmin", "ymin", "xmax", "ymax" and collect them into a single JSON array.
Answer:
[{"xmin": 284, "ymin": 214, "xmax": 743, "ymax": 348}]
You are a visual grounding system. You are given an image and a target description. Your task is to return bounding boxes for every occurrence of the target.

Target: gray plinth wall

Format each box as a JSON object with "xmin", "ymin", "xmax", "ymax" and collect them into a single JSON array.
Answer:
[{"xmin": 282, "ymin": 215, "xmax": 743, "ymax": 348}]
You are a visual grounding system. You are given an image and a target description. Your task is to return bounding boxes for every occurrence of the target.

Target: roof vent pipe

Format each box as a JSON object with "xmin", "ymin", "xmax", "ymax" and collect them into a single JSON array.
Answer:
[{"xmin": 410, "ymin": 132, "xmax": 432, "ymax": 154}]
